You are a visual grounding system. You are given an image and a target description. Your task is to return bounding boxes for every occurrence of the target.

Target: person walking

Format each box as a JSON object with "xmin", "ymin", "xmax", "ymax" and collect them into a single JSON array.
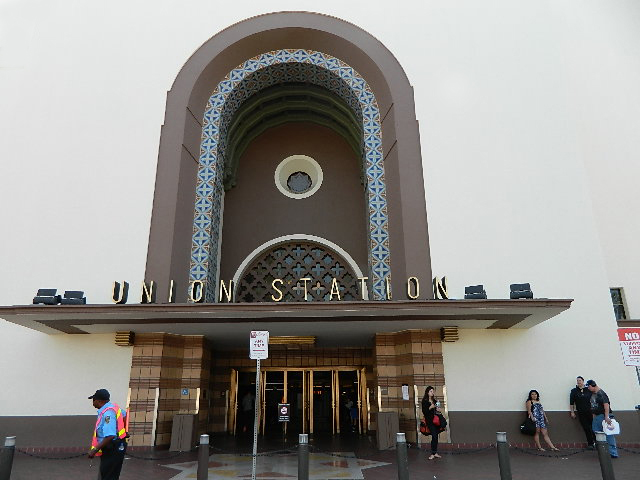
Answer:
[
  {"xmin": 586, "ymin": 379, "xmax": 618, "ymax": 458},
  {"xmin": 421, "ymin": 386, "xmax": 441, "ymax": 460},
  {"xmin": 569, "ymin": 376, "xmax": 596, "ymax": 448},
  {"xmin": 87, "ymin": 389, "xmax": 128, "ymax": 480},
  {"xmin": 526, "ymin": 390, "xmax": 559, "ymax": 451}
]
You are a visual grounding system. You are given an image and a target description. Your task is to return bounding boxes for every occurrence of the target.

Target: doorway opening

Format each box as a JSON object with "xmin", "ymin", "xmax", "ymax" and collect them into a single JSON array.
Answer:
[{"xmin": 228, "ymin": 367, "xmax": 368, "ymax": 438}]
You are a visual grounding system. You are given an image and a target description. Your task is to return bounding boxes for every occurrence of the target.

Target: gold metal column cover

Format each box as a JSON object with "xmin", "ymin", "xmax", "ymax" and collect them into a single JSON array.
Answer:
[
  {"xmin": 228, "ymin": 369, "xmax": 238, "ymax": 434},
  {"xmin": 308, "ymin": 370, "xmax": 314, "ymax": 434},
  {"xmin": 359, "ymin": 367, "xmax": 368, "ymax": 433},
  {"xmin": 302, "ymin": 370, "xmax": 308, "ymax": 433},
  {"xmin": 260, "ymin": 370, "xmax": 267, "ymax": 435}
]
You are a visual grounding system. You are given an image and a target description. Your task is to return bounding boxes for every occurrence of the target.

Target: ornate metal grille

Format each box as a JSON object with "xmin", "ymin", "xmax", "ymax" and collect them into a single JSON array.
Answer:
[{"xmin": 237, "ymin": 242, "xmax": 361, "ymax": 302}]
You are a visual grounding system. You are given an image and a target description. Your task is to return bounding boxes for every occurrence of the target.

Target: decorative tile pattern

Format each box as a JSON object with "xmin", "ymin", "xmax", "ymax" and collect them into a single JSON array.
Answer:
[{"xmin": 189, "ymin": 49, "xmax": 389, "ymax": 301}]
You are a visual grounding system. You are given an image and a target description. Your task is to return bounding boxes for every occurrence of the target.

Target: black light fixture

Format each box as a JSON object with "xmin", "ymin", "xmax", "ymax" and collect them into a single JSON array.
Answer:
[
  {"xmin": 464, "ymin": 285, "xmax": 487, "ymax": 299},
  {"xmin": 32, "ymin": 289, "xmax": 61, "ymax": 305},
  {"xmin": 510, "ymin": 283, "xmax": 533, "ymax": 299},
  {"xmin": 60, "ymin": 290, "xmax": 86, "ymax": 305}
]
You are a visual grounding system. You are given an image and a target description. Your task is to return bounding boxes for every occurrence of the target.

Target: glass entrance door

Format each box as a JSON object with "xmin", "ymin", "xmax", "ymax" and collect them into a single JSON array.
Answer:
[{"xmin": 231, "ymin": 367, "xmax": 368, "ymax": 437}]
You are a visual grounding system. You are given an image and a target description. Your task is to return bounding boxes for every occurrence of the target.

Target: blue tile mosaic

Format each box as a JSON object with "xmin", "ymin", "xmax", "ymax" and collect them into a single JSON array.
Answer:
[{"xmin": 189, "ymin": 49, "xmax": 390, "ymax": 301}]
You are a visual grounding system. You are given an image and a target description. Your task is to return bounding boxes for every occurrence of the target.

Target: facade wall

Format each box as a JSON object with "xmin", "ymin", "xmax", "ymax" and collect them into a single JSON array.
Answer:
[
  {"xmin": 1, "ymin": 0, "xmax": 639, "ymax": 431},
  {"xmin": 374, "ymin": 330, "xmax": 446, "ymax": 443},
  {"xmin": 128, "ymin": 333, "xmax": 211, "ymax": 447},
  {"xmin": 220, "ymin": 122, "xmax": 368, "ymax": 282}
]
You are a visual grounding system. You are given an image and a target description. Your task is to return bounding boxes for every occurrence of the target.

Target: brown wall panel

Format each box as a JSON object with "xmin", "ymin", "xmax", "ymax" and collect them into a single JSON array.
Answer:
[{"xmin": 219, "ymin": 122, "xmax": 368, "ymax": 282}]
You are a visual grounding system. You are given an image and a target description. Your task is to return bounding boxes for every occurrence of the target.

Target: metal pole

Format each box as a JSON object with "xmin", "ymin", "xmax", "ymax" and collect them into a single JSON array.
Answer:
[
  {"xmin": 197, "ymin": 434, "xmax": 209, "ymax": 480},
  {"xmin": 251, "ymin": 358, "xmax": 261, "ymax": 480},
  {"xmin": 298, "ymin": 433, "xmax": 309, "ymax": 480},
  {"xmin": 496, "ymin": 432, "xmax": 512, "ymax": 480},
  {"xmin": 396, "ymin": 433, "xmax": 409, "ymax": 480},
  {"xmin": 594, "ymin": 431, "xmax": 616, "ymax": 480},
  {"xmin": 0, "ymin": 436, "xmax": 16, "ymax": 480}
]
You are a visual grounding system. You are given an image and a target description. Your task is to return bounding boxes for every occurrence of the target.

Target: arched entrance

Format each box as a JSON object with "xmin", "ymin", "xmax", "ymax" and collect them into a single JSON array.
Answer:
[
  {"xmin": 145, "ymin": 12, "xmax": 433, "ymax": 303},
  {"xmin": 190, "ymin": 49, "xmax": 388, "ymax": 301}
]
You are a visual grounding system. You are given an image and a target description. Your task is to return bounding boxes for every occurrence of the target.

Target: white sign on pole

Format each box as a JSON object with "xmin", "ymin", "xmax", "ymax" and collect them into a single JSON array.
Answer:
[
  {"xmin": 250, "ymin": 331, "xmax": 269, "ymax": 359},
  {"xmin": 618, "ymin": 328, "xmax": 640, "ymax": 367}
]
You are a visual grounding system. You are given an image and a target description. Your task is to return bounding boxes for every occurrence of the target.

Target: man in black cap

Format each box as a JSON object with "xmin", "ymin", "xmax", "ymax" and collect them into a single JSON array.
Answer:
[
  {"xmin": 586, "ymin": 380, "xmax": 618, "ymax": 458},
  {"xmin": 88, "ymin": 389, "xmax": 128, "ymax": 479}
]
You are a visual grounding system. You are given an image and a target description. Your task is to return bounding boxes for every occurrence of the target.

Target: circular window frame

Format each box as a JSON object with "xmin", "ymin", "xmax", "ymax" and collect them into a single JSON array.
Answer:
[{"xmin": 274, "ymin": 155, "xmax": 323, "ymax": 199}]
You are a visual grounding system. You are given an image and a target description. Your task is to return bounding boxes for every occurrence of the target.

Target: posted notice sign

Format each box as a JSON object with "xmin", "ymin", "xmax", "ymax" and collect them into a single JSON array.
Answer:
[
  {"xmin": 618, "ymin": 328, "xmax": 640, "ymax": 367},
  {"xmin": 250, "ymin": 331, "xmax": 269, "ymax": 360}
]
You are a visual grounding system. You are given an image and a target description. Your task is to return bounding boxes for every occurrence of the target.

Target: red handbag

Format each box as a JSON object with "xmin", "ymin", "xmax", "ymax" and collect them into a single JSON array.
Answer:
[{"xmin": 432, "ymin": 414, "xmax": 441, "ymax": 426}]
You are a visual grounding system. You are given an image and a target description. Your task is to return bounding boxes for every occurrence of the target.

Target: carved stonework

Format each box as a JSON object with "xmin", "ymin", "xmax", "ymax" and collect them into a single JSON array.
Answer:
[{"xmin": 237, "ymin": 241, "xmax": 360, "ymax": 302}]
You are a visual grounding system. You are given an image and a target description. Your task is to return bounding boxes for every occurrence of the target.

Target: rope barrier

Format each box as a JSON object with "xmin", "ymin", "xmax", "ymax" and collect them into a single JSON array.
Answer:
[{"xmin": 16, "ymin": 449, "xmax": 86, "ymax": 460}]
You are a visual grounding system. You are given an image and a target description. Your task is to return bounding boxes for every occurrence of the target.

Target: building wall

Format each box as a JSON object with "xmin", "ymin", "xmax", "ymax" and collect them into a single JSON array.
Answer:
[
  {"xmin": 219, "ymin": 122, "xmax": 368, "ymax": 282},
  {"xmin": 1, "ymin": 1, "xmax": 639, "ymax": 423},
  {"xmin": 0, "ymin": 325, "xmax": 132, "ymax": 446}
]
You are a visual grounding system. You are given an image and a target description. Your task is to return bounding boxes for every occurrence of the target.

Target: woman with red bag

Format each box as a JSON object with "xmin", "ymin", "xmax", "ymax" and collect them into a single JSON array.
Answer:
[{"xmin": 421, "ymin": 386, "xmax": 442, "ymax": 460}]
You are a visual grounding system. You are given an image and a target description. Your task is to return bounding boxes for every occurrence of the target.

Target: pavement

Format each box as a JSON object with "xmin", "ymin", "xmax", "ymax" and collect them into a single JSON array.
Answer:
[{"xmin": 6, "ymin": 434, "xmax": 640, "ymax": 479}]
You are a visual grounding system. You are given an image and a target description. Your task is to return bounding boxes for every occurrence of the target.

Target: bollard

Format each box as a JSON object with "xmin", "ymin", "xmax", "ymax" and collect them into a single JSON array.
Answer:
[
  {"xmin": 396, "ymin": 433, "xmax": 409, "ymax": 480},
  {"xmin": 0, "ymin": 436, "xmax": 16, "ymax": 480},
  {"xmin": 197, "ymin": 434, "xmax": 209, "ymax": 480},
  {"xmin": 496, "ymin": 432, "xmax": 512, "ymax": 480},
  {"xmin": 298, "ymin": 434, "xmax": 309, "ymax": 480},
  {"xmin": 594, "ymin": 431, "xmax": 616, "ymax": 480}
]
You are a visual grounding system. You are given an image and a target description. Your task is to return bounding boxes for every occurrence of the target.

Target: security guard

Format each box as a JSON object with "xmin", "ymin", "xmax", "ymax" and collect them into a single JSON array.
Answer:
[{"xmin": 87, "ymin": 389, "xmax": 128, "ymax": 480}]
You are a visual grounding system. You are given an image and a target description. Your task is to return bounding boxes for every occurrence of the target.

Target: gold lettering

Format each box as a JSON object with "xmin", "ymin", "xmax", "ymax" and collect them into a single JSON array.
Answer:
[
  {"xmin": 407, "ymin": 276, "xmax": 420, "ymax": 299},
  {"xmin": 168, "ymin": 280, "xmax": 175, "ymax": 303},
  {"xmin": 218, "ymin": 279, "xmax": 234, "ymax": 303},
  {"xmin": 358, "ymin": 277, "xmax": 368, "ymax": 300},
  {"xmin": 141, "ymin": 281, "xmax": 156, "ymax": 304},
  {"xmin": 433, "ymin": 276, "xmax": 449, "ymax": 299},
  {"xmin": 271, "ymin": 279, "xmax": 284, "ymax": 302},
  {"xmin": 329, "ymin": 278, "xmax": 341, "ymax": 301},
  {"xmin": 111, "ymin": 281, "xmax": 129, "ymax": 304},
  {"xmin": 385, "ymin": 276, "xmax": 392, "ymax": 300},
  {"xmin": 189, "ymin": 280, "xmax": 204, "ymax": 303},
  {"xmin": 300, "ymin": 277, "xmax": 311, "ymax": 301}
]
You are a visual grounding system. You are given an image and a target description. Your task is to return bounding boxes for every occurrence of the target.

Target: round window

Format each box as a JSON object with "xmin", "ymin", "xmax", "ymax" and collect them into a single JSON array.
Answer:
[{"xmin": 275, "ymin": 155, "xmax": 323, "ymax": 199}]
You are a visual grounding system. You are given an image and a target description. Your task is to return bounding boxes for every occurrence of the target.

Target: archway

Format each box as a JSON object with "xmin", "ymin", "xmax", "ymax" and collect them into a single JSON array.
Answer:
[
  {"xmin": 190, "ymin": 50, "xmax": 387, "ymax": 301},
  {"xmin": 145, "ymin": 12, "xmax": 433, "ymax": 302}
]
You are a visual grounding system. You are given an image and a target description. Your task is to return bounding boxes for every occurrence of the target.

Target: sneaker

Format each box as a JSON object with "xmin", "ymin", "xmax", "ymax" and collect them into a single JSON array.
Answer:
[
  {"xmin": 587, "ymin": 444, "xmax": 595, "ymax": 450},
  {"xmin": 610, "ymin": 454, "xmax": 619, "ymax": 459}
]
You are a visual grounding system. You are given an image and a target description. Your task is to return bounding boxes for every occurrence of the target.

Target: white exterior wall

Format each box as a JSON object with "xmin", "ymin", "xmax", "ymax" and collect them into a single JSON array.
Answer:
[
  {"xmin": 0, "ymin": 323, "xmax": 132, "ymax": 416},
  {"xmin": 1, "ymin": 1, "xmax": 639, "ymax": 415}
]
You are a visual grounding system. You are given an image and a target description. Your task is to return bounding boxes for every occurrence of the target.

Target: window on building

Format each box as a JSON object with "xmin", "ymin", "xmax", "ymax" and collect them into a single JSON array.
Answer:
[{"xmin": 610, "ymin": 288, "xmax": 627, "ymax": 320}]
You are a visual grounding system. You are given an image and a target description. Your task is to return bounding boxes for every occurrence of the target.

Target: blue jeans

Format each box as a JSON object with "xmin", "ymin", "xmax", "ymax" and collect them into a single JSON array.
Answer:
[{"xmin": 592, "ymin": 414, "xmax": 618, "ymax": 457}]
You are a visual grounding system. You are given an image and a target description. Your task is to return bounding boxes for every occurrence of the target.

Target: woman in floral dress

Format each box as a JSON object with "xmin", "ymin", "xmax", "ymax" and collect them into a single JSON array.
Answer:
[{"xmin": 526, "ymin": 390, "xmax": 559, "ymax": 451}]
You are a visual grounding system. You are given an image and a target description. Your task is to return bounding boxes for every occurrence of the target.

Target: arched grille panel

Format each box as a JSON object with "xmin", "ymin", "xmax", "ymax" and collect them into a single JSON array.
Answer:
[{"xmin": 237, "ymin": 242, "xmax": 360, "ymax": 302}]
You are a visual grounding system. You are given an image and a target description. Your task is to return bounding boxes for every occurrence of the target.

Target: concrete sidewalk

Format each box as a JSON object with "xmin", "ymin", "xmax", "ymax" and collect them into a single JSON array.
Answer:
[{"xmin": 6, "ymin": 441, "xmax": 639, "ymax": 479}]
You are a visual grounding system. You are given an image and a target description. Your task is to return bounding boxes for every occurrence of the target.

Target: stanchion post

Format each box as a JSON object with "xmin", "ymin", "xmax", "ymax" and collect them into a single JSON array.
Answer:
[
  {"xmin": 197, "ymin": 434, "xmax": 209, "ymax": 480},
  {"xmin": 298, "ymin": 433, "xmax": 309, "ymax": 480},
  {"xmin": 496, "ymin": 432, "xmax": 512, "ymax": 480},
  {"xmin": 0, "ymin": 436, "xmax": 16, "ymax": 480},
  {"xmin": 396, "ymin": 433, "xmax": 409, "ymax": 480},
  {"xmin": 594, "ymin": 431, "xmax": 616, "ymax": 480}
]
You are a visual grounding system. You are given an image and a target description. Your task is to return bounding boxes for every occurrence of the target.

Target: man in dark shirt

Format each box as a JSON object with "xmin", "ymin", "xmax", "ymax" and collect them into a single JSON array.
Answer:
[
  {"xmin": 569, "ymin": 376, "xmax": 595, "ymax": 447},
  {"xmin": 587, "ymin": 379, "xmax": 618, "ymax": 458}
]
